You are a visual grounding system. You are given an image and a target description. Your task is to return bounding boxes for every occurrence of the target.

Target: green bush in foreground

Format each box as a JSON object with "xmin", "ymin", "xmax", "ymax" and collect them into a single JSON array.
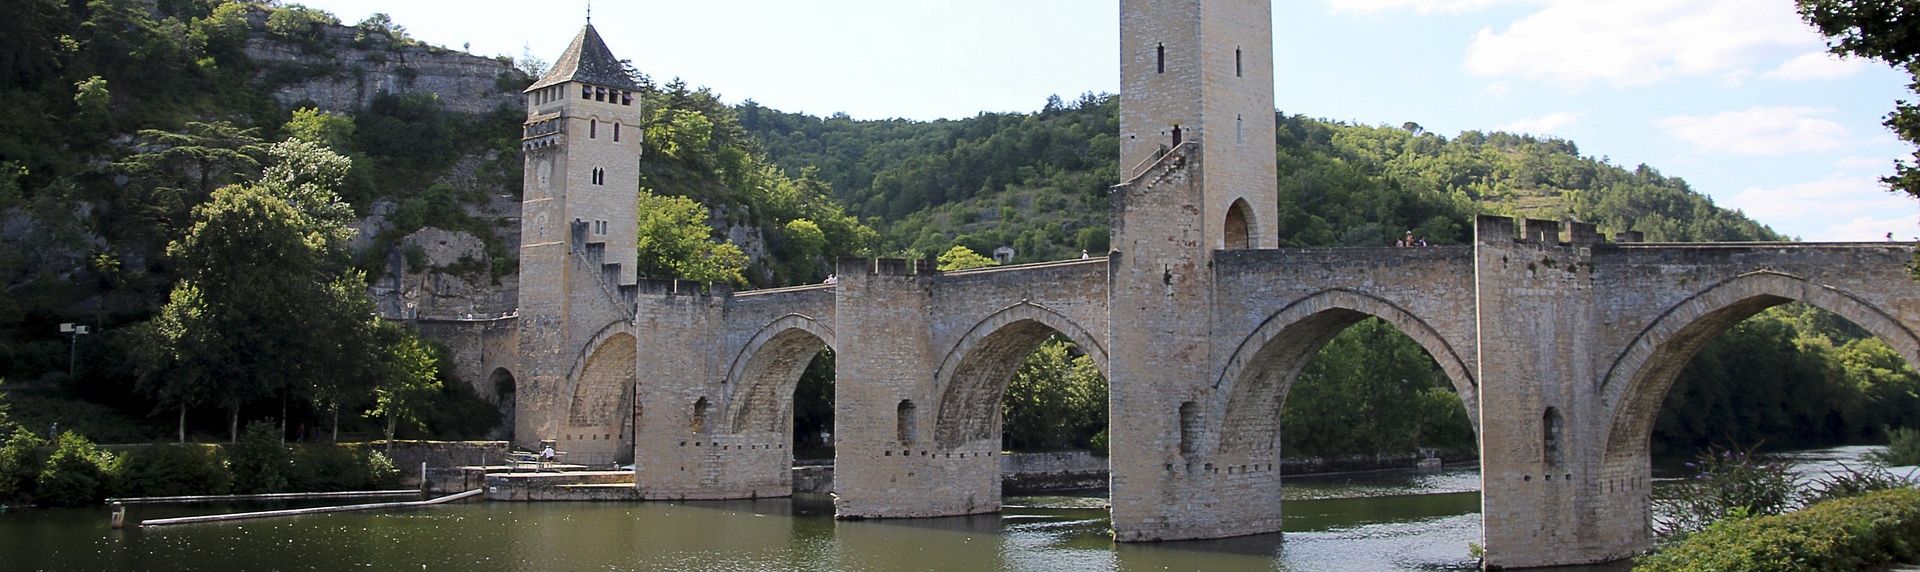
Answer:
[
  {"xmin": 1874, "ymin": 426, "xmax": 1920, "ymax": 467},
  {"xmin": 35, "ymin": 432, "xmax": 118, "ymax": 508},
  {"xmin": 115, "ymin": 444, "xmax": 230, "ymax": 498},
  {"xmin": 0, "ymin": 428, "xmax": 49, "ymax": 505},
  {"xmin": 1634, "ymin": 487, "xmax": 1920, "ymax": 572},
  {"xmin": 289, "ymin": 445, "xmax": 400, "ymax": 492},
  {"xmin": 228, "ymin": 422, "xmax": 292, "ymax": 494}
]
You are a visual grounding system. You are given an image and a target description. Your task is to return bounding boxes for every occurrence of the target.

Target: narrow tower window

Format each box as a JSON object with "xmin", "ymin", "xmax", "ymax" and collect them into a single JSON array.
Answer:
[
  {"xmin": 590, "ymin": 119, "xmax": 597, "ymax": 139},
  {"xmin": 896, "ymin": 400, "xmax": 917, "ymax": 444},
  {"xmin": 582, "ymin": 85, "xmax": 591, "ymax": 99},
  {"xmin": 1236, "ymin": 47, "xmax": 1243, "ymax": 77},
  {"xmin": 1171, "ymin": 124, "xmax": 1182, "ymax": 147},
  {"xmin": 1178, "ymin": 401, "xmax": 1200, "ymax": 457},
  {"xmin": 1157, "ymin": 43, "xmax": 1165, "ymax": 74},
  {"xmin": 595, "ymin": 87, "xmax": 606, "ymax": 102},
  {"xmin": 1543, "ymin": 407, "xmax": 1565, "ymax": 467},
  {"xmin": 613, "ymin": 123, "xmax": 621, "ymax": 142}
]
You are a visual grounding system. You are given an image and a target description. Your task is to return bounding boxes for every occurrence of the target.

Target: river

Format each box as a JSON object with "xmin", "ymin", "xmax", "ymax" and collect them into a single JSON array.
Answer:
[{"xmin": 0, "ymin": 445, "xmax": 1903, "ymax": 571}]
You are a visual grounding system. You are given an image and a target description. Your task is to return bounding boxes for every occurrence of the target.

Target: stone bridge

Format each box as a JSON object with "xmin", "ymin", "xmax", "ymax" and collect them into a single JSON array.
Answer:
[
  {"xmin": 498, "ymin": 2, "xmax": 1920, "ymax": 567},
  {"xmin": 581, "ymin": 207, "xmax": 1919, "ymax": 568}
]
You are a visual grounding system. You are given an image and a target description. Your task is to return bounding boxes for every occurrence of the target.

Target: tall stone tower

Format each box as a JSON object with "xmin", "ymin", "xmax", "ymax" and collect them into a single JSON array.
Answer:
[
  {"xmin": 1108, "ymin": 0, "xmax": 1281, "ymax": 541},
  {"xmin": 513, "ymin": 23, "xmax": 645, "ymax": 455},
  {"xmin": 1119, "ymin": 0, "xmax": 1276, "ymax": 250}
]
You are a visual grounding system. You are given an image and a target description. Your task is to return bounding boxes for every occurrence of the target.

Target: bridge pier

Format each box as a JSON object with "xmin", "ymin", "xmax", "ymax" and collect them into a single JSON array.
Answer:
[
  {"xmin": 831, "ymin": 258, "xmax": 1006, "ymax": 518},
  {"xmin": 1474, "ymin": 216, "xmax": 1642, "ymax": 568}
]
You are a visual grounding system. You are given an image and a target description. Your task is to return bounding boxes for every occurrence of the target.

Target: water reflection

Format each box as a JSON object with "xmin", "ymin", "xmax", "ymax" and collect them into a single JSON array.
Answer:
[{"xmin": 0, "ymin": 446, "xmax": 1892, "ymax": 571}]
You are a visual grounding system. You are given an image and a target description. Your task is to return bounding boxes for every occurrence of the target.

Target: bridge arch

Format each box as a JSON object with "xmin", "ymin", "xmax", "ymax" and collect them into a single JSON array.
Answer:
[
  {"xmin": 1599, "ymin": 270, "xmax": 1920, "ymax": 462},
  {"xmin": 564, "ymin": 325, "xmax": 638, "ymax": 464},
  {"xmin": 489, "ymin": 367, "xmax": 517, "ymax": 442},
  {"xmin": 931, "ymin": 302, "xmax": 1109, "ymax": 449},
  {"xmin": 1212, "ymin": 289, "xmax": 1478, "ymax": 455},
  {"xmin": 723, "ymin": 314, "xmax": 836, "ymax": 434}
]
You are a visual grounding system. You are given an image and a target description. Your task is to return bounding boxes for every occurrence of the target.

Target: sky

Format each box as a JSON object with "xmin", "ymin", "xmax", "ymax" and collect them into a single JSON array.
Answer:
[{"xmin": 295, "ymin": 0, "xmax": 1920, "ymax": 242}]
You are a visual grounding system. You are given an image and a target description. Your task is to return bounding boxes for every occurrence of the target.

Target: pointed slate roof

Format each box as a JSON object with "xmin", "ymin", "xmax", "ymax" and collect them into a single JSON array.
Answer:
[{"xmin": 527, "ymin": 24, "xmax": 640, "ymax": 92}]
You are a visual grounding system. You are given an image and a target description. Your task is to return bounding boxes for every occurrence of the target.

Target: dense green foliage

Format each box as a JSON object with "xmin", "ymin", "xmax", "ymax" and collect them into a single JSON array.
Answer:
[
  {"xmin": 0, "ymin": 428, "xmax": 49, "ymax": 505},
  {"xmin": 634, "ymin": 82, "xmax": 877, "ymax": 286},
  {"xmin": 0, "ymin": 1, "xmax": 509, "ymax": 443},
  {"xmin": 1282, "ymin": 319, "xmax": 1476, "ymax": 458},
  {"xmin": 288, "ymin": 445, "xmax": 399, "ymax": 492},
  {"xmin": 227, "ymin": 421, "xmax": 291, "ymax": 494},
  {"xmin": 1635, "ymin": 488, "xmax": 1920, "ymax": 572},
  {"xmin": 34, "ymin": 432, "xmax": 117, "ymax": 507},
  {"xmin": 635, "ymin": 191, "xmax": 749, "ymax": 285},
  {"xmin": 935, "ymin": 245, "xmax": 998, "ymax": 272},
  {"xmin": 1002, "ymin": 340, "xmax": 1107, "ymax": 451},
  {"xmin": 1654, "ymin": 305, "xmax": 1920, "ymax": 454},
  {"xmin": 1875, "ymin": 427, "xmax": 1920, "ymax": 466},
  {"xmin": 744, "ymin": 94, "xmax": 1118, "ymax": 262},
  {"xmin": 114, "ymin": 444, "xmax": 230, "ymax": 497}
]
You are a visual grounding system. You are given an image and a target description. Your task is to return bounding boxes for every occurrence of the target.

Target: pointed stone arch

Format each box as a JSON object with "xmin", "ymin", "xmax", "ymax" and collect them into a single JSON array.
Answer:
[
  {"xmin": 564, "ymin": 326, "xmax": 637, "ymax": 464},
  {"xmin": 722, "ymin": 314, "xmax": 836, "ymax": 434},
  {"xmin": 930, "ymin": 302, "xmax": 1109, "ymax": 449},
  {"xmin": 1211, "ymin": 289, "xmax": 1478, "ymax": 455},
  {"xmin": 1599, "ymin": 270, "xmax": 1920, "ymax": 462},
  {"xmin": 1223, "ymin": 197, "xmax": 1253, "ymax": 250}
]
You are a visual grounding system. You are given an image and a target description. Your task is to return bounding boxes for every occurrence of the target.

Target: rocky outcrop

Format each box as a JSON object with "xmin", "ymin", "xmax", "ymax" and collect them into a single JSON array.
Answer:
[{"xmin": 243, "ymin": 14, "xmax": 527, "ymax": 116}]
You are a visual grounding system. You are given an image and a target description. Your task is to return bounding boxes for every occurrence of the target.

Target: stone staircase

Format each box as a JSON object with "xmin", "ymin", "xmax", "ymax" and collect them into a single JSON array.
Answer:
[{"xmin": 571, "ymin": 221, "xmax": 638, "ymax": 309}]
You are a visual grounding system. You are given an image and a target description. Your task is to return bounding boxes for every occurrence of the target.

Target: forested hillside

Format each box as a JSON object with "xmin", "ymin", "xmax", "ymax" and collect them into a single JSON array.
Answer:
[{"xmin": 742, "ymin": 94, "xmax": 1781, "ymax": 264}]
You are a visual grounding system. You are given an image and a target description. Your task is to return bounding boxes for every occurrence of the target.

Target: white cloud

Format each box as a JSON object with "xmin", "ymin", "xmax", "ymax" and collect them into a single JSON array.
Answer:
[
  {"xmin": 1834, "ymin": 156, "xmax": 1893, "ymax": 170},
  {"xmin": 1763, "ymin": 51, "xmax": 1869, "ymax": 81},
  {"xmin": 1463, "ymin": 0, "xmax": 1821, "ymax": 88},
  {"xmin": 1726, "ymin": 174, "xmax": 1919, "ymax": 241},
  {"xmin": 1820, "ymin": 214, "xmax": 1920, "ymax": 242},
  {"xmin": 1327, "ymin": 0, "xmax": 1522, "ymax": 15},
  {"xmin": 1656, "ymin": 106, "xmax": 1849, "ymax": 156},
  {"xmin": 1497, "ymin": 111, "xmax": 1581, "ymax": 135}
]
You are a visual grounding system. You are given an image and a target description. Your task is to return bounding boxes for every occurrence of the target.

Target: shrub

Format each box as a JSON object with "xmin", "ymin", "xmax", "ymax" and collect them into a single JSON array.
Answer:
[
  {"xmin": 228, "ymin": 422, "xmax": 291, "ymax": 494},
  {"xmin": 1808, "ymin": 461, "xmax": 1916, "ymax": 504},
  {"xmin": 1635, "ymin": 488, "xmax": 1920, "ymax": 572},
  {"xmin": 1653, "ymin": 444, "xmax": 1801, "ymax": 539},
  {"xmin": 290, "ymin": 446, "xmax": 401, "ymax": 492},
  {"xmin": 1873, "ymin": 426, "xmax": 1920, "ymax": 467},
  {"xmin": 35, "ymin": 432, "xmax": 117, "ymax": 507},
  {"xmin": 114, "ymin": 444, "xmax": 231, "ymax": 498},
  {"xmin": 0, "ymin": 427, "xmax": 48, "ymax": 505}
]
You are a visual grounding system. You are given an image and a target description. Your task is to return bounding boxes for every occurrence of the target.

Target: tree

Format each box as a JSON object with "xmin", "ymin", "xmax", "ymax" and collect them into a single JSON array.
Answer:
[
  {"xmin": 112, "ymin": 121, "xmax": 267, "ymax": 240},
  {"xmin": 936, "ymin": 245, "xmax": 997, "ymax": 271},
  {"xmin": 1797, "ymin": 0, "xmax": 1920, "ymax": 198},
  {"xmin": 363, "ymin": 320, "xmax": 441, "ymax": 446},
  {"xmin": 283, "ymin": 108, "xmax": 357, "ymax": 152},
  {"xmin": 1003, "ymin": 339, "xmax": 1107, "ymax": 450},
  {"xmin": 634, "ymin": 190, "xmax": 748, "ymax": 284},
  {"xmin": 136, "ymin": 140, "xmax": 365, "ymax": 442}
]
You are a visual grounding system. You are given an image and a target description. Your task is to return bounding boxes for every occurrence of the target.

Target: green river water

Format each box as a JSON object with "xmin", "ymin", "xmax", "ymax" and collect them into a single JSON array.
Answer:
[{"xmin": 0, "ymin": 446, "xmax": 1896, "ymax": 571}]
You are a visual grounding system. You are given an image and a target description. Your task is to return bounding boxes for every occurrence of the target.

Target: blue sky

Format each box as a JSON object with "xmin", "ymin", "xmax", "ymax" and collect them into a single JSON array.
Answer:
[{"xmin": 298, "ymin": 0, "xmax": 1918, "ymax": 241}]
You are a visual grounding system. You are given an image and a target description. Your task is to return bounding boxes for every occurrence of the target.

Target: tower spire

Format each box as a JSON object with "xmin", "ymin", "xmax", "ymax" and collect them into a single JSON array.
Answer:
[{"xmin": 586, "ymin": 0, "xmax": 592, "ymax": 24}]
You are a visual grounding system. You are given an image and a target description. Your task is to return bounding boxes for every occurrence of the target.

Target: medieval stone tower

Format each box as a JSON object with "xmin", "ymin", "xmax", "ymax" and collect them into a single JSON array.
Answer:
[
  {"xmin": 1118, "ymin": 0, "xmax": 1276, "ymax": 250},
  {"xmin": 1108, "ymin": 0, "xmax": 1283, "ymax": 540},
  {"xmin": 513, "ymin": 23, "xmax": 645, "ymax": 463}
]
